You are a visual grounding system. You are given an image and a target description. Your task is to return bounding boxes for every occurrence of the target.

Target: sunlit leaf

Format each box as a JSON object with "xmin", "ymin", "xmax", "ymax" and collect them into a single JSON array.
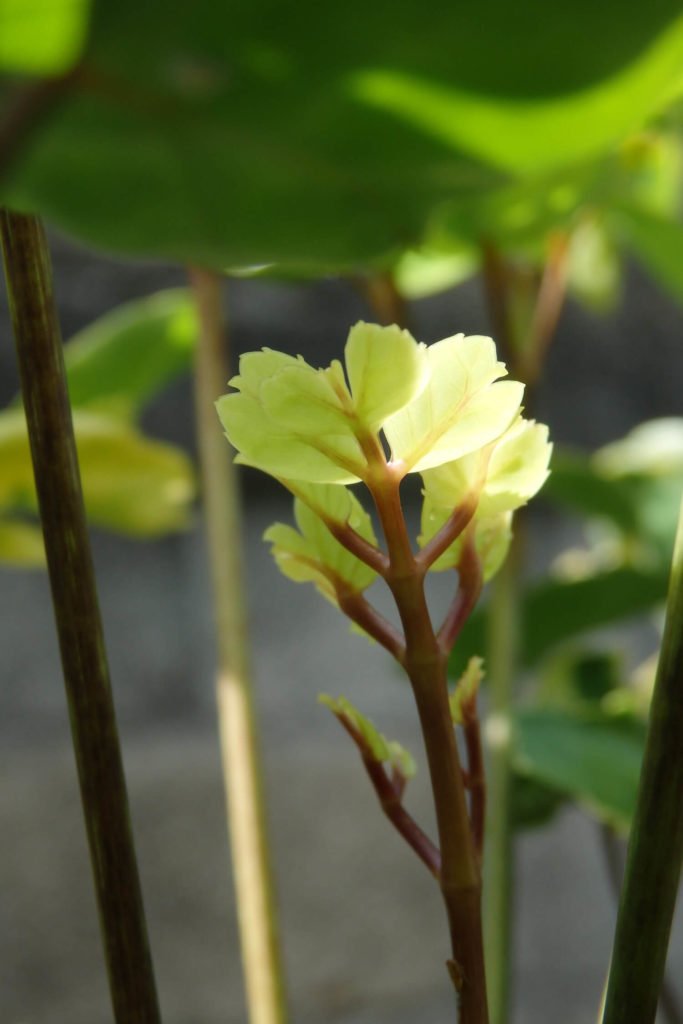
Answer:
[
  {"xmin": 0, "ymin": 0, "xmax": 91, "ymax": 74},
  {"xmin": 422, "ymin": 417, "xmax": 551, "ymax": 518},
  {"xmin": 264, "ymin": 484, "xmax": 377, "ymax": 602},
  {"xmin": 344, "ymin": 322, "xmax": 429, "ymax": 429},
  {"xmin": 384, "ymin": 335, "xmax": 523, "ymax": 472}
]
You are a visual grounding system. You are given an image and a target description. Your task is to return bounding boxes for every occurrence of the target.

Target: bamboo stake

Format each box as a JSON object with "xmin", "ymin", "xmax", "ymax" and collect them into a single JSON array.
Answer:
[{"xmin": 189, "ymin": 267, "xmax": 288, "ymax": 1024}]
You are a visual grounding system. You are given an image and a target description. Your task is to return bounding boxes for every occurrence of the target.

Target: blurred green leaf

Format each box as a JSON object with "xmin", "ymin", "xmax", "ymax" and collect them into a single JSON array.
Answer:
[
  {"xmin": 510, "ymin": 771, "xmax": 567, "ymax": 831},
  {"xmin": 4, "ymin": 3, "xmax": 683, "ymax": 266},
  {"xmin": 64, "ymin": 289, "xmax": 198, "ymax": 416},
  {"xmin": 538, "ymin": 649, "xmax": 622, "ymax": 710},
  {"xmin": 546, "ymin": 435, "xmax": 683, "ymax": 563},
  {"xmin": 0, "ymin": 519, "xmax": 45, "ymax": 567},
  {"xmin": 514, "ymin": 707, "xmax": 645, "ymax": 831},
  {"xmin": 0, "ymin": 0, "xmax": 91, "ymax": 74},
  {"xmin": 451, "ymin": 565, "xmax": 668, "ymax": 675},
  {"xmin": 612, "ymin": 204, "xmax": 683, "ymax": 300},
  {"xmin": 0, "ymin": 408, "xmax": 195, "ymax": 538}
]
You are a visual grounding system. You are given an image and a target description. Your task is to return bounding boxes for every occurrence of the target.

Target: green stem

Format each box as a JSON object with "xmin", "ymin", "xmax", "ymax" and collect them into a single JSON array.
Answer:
[
  {"xmin": 483, "ymin": 535, "xmax": 520, "ymax": 1024},
  {"xmin": 602, "ymin": 501, "xmax": 683, "ymax": 1024},
  {"xmin": 188, "ymin": 267, "xmax": 289, "ymax": 1024},
  {"xmin": 0, "ymin": 208, "xmax": 162, "ymax": 1024}
]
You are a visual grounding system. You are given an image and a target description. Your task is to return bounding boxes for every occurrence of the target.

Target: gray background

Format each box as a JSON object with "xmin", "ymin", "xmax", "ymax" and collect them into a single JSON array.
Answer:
[{"xmin": 0, "ymin": 233, "xmax": 681, "ymax": 1023}]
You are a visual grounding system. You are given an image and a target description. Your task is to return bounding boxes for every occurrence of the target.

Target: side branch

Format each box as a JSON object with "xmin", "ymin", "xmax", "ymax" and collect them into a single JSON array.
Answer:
[
  {"xmin": 437, "ymin": 532, "xmax": 483, "ymax": 654},
  {"xmin": 416, "ymin": 496, "xmax": 478, "ymax": 572},
  {"xmin": 336, "ymin": 588, "xmax": 406, "ymax": 662},
  {"xmin": 331, "ymin": 711, "xmax": 441, "ymax": 877},
  {"xmin": 325, "ymin": 517, "xmax": 390, "ymax": 576}
]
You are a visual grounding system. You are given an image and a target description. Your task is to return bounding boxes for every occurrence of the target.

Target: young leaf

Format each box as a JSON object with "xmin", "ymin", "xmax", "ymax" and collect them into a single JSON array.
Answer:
[
  {"xmin": 264, "ymin": 485, "xmax": 378, "ymax": 602},
  {"xmin": 421, "ymin": 417, "xmax": 551, "ymax": 517},
  {"xmin": 420, "ymin": 499, "xmax": 512, "ymax": 580},
  {"xmin": 344, "ymin": 321, "xmax": 429, "ymax": 429},
  {"xmin": 217, "ymin": 349, "xmax": 366, "ymax": 483},
  {"xmin": 383, "ymin": 334, "xmax": 524, "ymax": 472},
  {"xmin": 320, "ymin": 693, "xmax": 416, "ymax": 778}
]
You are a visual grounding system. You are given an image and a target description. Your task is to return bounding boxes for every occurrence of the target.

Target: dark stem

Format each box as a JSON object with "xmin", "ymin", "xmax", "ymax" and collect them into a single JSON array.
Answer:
[
  {"xmin": 0, "ymin": 208, "xmax": 162, "ymax": 1024},
  {"xmin": 602, "ymin": 505, "xmax": 683, "ymax": 1024},
  {"xmin": 599, "ymin": 826, "xmax": 683, "ymax": 1024}
]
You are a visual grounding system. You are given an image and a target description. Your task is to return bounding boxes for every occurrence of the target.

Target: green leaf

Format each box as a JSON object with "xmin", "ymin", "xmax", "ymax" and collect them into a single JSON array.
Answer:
[
  {"xmin": 0, "ymin": 408, "xmax": 195, "ymax": 537},
  {"xmin": 514, "ymin": 707, "xmax": 645, "ymax": 831},
  {"xmin": 612, "ymin": 204, "xmax": 683, "ymax": 301},
  {"xmin": 63, "ymin": 289, "xmax": 198, "ymax": 417},
  {"xmin": 451, "ymin": 565, "xmax": 669, "ymax": 675},
  {"xmin": 384, "ymin": 334, "xmax": 524, "ymax": 472},
  {"xmin": 510, "ymin": 772, "xmax": 567, "ymax": 831},
  {"xmin": 344, "ymin": 321, "xmax": 429, "ymax": 428},
  {"xmin": 546, "ymin": 434, "xmax": 683, "ymax": 563},
  {"xmin": 392, "ymin": 247, "xmax": 477, "ymax": 300},
  {"xmin": 0, "ymin": 519, "xmax": 45, "ymax": 567},
  {"xmin": 0, "ymin": 0, "xmax": 91, "ymax": 74},
  {"xmin": 5, "ymin": 3, "xmax": 683, "ymax": 267}
]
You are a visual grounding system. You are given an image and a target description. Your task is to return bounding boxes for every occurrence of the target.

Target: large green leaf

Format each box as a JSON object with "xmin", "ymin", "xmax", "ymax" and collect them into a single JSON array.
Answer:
[
  {"xmin": 63, "ymin": 288, "xmax": 197, "ymax": 416},
  {"xmin": 0, "ymin": 408, "xmax": 195, "ymax": 537},
  {"xmin": 514, "ymin": 707, "xmax": 645, "ymax": 831},
  {"xmin": 3, "ymin": 2, "xmax": 683, "ymax": 267},
  {"xmin": 451, "ymin": 565, "xmax": 669, "ymax": 675}
]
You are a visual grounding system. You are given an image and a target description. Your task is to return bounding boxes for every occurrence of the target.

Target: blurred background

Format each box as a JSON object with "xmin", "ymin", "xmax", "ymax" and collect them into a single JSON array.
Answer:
[{"xmin": 2, "ymin": 3, "xmax": 683, "ymax": 1023}]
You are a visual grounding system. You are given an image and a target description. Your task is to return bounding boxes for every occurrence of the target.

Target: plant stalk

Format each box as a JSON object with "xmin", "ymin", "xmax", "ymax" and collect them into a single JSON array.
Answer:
[
  {"xmin": 0, "ymin": 208, "xmax": 162, "ymax": 1024},
  {"xmin": 483, "ymin": 536, "xmax": 519, "ymax": 1024},
  {"xmin": 189, "ymin": 267, "xmax": 288, "ymax": 1024},
  {"xmin": 602, "ymin": 501, "xmax": 683, "ymax": 1024},
  {"xmin": 370, "ymin": 472, "xmax": 488, "ymax": 1023}
]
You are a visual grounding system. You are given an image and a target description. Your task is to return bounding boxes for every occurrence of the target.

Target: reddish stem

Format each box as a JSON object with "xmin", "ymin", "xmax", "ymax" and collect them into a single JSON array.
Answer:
[
  {"xmin": 437, "ymin": 531, "xmax": 483, "ymax": 654},
  {"xmin": 336, "ymin": 587, "xmax": 406, "ymax": 662},
  {"xmin": 416, "ymin": 496, "xmax": 478, "ymax": 572},
  {"xmin": 331, "ymin": 708, "xmax": 441, "ymax": 874},
  {"xmin": 325, "ymin": 517, "xmax": 390, "ymax": 575},
  {"xmin": 462, "ymin": 700, "xmax": 486, "ymax": 863}
]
